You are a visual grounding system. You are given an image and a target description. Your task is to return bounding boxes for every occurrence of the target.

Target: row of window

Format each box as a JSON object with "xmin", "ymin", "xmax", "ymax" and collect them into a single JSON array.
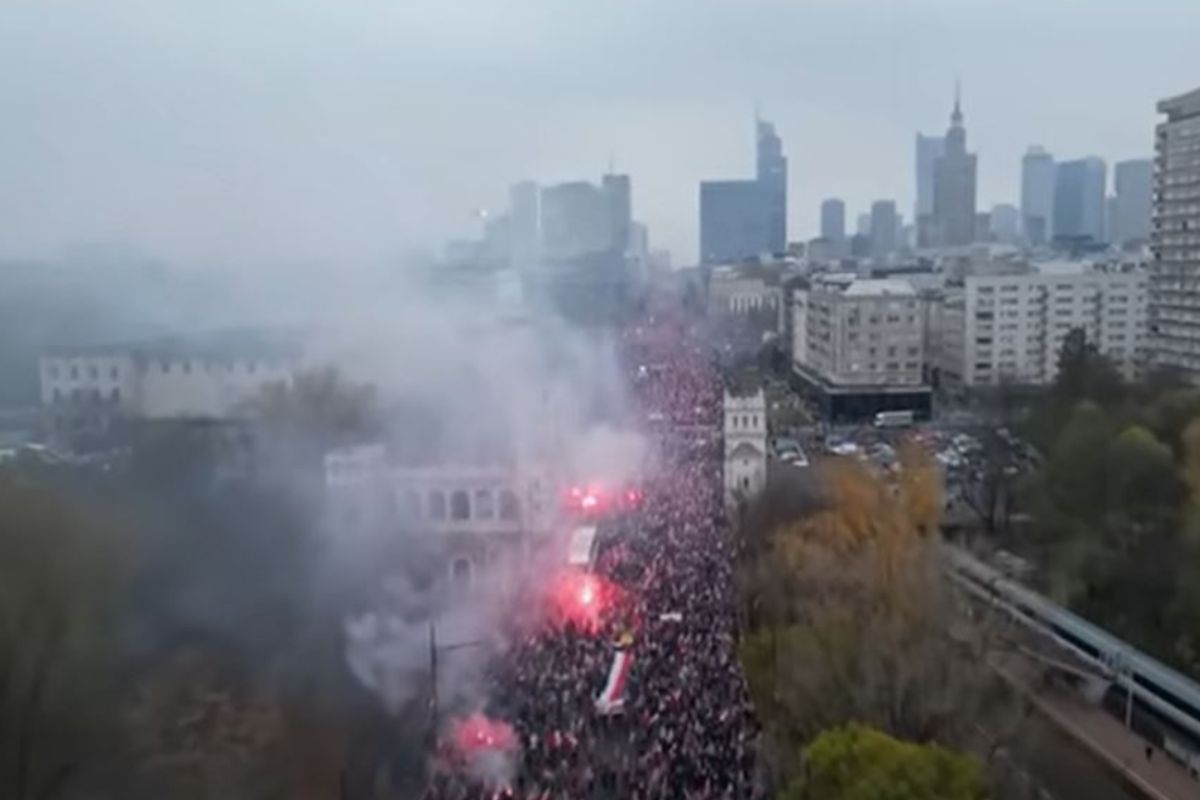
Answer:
[
  {"xmin": 846, "ymin": 361, "xmax": 920, "ymax": 372},
  {"xmin": 46, "ymin": 363, "xmax": 121, "ymax": 381},
  {"xmin": 45, "ymin": 359, "xmax": 281, "ymax": 380},
  {"xmin": 845, "ymin": 315, "xmax": 919, "ymax": 327},
  {"xmin": 155, "ymin": 360, "xmax": 277, "ymax": 375},
  {"xmin": 848, "ymin": 345, "xmax": 920, "ymax": 357},
  {"xmin": 51, "ymin": 387, "xmax": 121, "ymax": 403},
  {"xmin": 400, "ymin": 488, "xmax": 521, "ymax": 522},
  {"xmin": 730, "ymin": 413, "xmax": 759, "ymax": 429}
]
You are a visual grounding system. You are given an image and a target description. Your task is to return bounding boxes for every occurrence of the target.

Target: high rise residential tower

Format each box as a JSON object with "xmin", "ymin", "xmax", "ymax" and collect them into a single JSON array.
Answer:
[{"xmin": 1150, "ymin": 87, "xmax": 1200, "ymax": 378}]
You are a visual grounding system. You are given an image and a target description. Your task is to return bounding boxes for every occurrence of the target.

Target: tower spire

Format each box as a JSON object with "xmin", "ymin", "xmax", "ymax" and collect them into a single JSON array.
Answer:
[{"xmin": 952, "ymin": 78, "xmax": 963, "ymax": 126}]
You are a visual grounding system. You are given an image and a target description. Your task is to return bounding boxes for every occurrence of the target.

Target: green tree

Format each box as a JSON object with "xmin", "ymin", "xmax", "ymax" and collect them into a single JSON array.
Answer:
[
  {"xmin": 1026, "ymin": 328, "xmax": 1127, "ymax": 451},
  {"xmin": 1054, "ymin": 327, "xmax": 1126, "ymax": 408},
  {"xmin": 783, "ymin": 724, "xmax": 986, "ymax": 800},
  {"xmin": 1030, "ymin": 403, "xmax": 1184, "ymax": 624}
]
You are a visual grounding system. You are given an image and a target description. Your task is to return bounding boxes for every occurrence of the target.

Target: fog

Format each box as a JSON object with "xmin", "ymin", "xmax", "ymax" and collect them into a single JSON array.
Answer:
[{"xmin": 1, "ymin": 0, "xmax": 1196, "ymax": 266}]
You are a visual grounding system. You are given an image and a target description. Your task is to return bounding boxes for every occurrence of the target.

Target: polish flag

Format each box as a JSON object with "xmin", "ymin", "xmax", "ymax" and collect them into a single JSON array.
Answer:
[{"xmin": 595, "ymin": 649, "xmax": 633, "ymax": 715}]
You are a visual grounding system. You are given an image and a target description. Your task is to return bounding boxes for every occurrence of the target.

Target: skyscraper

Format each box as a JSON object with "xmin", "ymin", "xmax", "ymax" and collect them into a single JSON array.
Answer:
[
  {"xmin": 914, "ymin": 133, "xmax": 945, "ymax": 247},
  {"xmin": 820, "ymin": 198, "xmax": 846, "ymax": 242},
  {"xmin": 1105, "ymin": 195, "xmax": 1119, "ymax": 246},
  {"xmin": 870, "ymin": 200, "xmax": 898, "ymax": 257},
  {"xmin": 602, "ymin": 173, "xmax": 632, "ymax": 253},
  {"xmin": 509, "ymin": 181, "xmax": 540, "ymax": 269},
  {"xmin": 698, "ymin": 116, "xmax": 787, "ymax": 264},
  {"xmin": 756, "ymin": 118, "xmax": 788, "ymax": 254},
  {"xmin": 856, "ymin": 213, "xmax": 871, "ymax": 237},
  {"xmin": 1052, "ymin": 157, "xmax": 1106, "ymax": 243},
  {"xmin": 989, "ymin": 204, "xmax": 1021, "ymax": 244},
  {"xmin": 540, "ymin": 177, "xmax": 631, "ymax": 262},
  {"xmin": 699, "ymin": 180, "xmax": 768, "ymax": 265},
  {"xmin": 1113, "ymin": 159, "xmax": 1153, "ymax": 247},
  {"xmin": 1021, "ymin": 146, "xmax": 1056, "ymax": 246},
  {"xmin": 932, "ymin": 87, "xmax": 978, "ymax": 246},
  {"xmin": 1150, "ymin": 86, "xmax": 1200, "ymax": 378}
]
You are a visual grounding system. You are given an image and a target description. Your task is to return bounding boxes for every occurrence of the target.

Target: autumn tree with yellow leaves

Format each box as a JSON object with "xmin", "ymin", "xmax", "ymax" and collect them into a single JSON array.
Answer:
[{"xmin": 737, "ymin": 445, "xmax": 1023, "ymax": 795}]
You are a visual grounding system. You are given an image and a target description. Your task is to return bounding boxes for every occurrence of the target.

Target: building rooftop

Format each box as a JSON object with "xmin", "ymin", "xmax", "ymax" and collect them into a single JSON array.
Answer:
[
  {"xmin": 1158, "ymin": 86, "xmax": 1200, "ymax": 121},
  {"xmin": 841, "ymin": 278, "xmax": 915, "ymax": 297},
  {"xmin": 45, "ymin": 328, "xmax": 305, "ymax": 362},
  {"xmin": 1031, "ymin": 260, "xmax": 1089, "ymax": 276},
  {"xmin": 709, "ymin": 261, "xmax": 785, "ymax": 286}
]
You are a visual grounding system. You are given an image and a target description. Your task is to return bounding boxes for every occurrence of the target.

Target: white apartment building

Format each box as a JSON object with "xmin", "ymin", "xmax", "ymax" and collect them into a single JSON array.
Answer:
[
  {"xmin": 792, "ymin": 275, "xmax": 925, "ymax": 387},
  {"xmin": 939, "ymin": 265, "xmax": 1147, "ymax": 387},
  {"xmin": 39, "ymin": 332, "xmax": 299, "ymax": 442}
]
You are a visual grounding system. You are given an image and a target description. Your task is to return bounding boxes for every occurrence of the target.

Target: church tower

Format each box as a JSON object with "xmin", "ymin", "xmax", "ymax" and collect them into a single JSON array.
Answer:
[{"xmin": 723, "ymin": 388, "xmax": 767, "ymax": 511}]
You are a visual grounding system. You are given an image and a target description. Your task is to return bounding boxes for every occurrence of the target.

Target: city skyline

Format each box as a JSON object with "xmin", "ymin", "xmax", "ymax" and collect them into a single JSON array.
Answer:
[{"xmin": 0, "ymin": 0, "xmax": 1193, "ymax": 267}]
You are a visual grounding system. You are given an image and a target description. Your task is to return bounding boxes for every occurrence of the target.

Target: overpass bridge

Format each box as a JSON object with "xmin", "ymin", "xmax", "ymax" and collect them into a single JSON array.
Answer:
[{"xmin": 944, "ymin": 544, "xmax": 1200, "ymax": 798}]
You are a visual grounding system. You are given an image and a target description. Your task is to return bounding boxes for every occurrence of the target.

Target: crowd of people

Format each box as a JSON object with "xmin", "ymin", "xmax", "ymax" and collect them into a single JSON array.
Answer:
[{"xmin": 425, "ymin": 311, "xmax": 759, "ymax": 799}]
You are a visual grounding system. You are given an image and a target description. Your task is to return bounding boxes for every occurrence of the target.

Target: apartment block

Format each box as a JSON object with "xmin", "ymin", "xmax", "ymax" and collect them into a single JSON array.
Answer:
[{"xmin": 941, "ymin": 266, "xmax": 1147, "ymax": 387}]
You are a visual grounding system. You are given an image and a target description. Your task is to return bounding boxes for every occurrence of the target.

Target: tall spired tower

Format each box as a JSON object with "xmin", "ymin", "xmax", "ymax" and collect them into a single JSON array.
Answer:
[{"xmin": 932, "ymin": 84, "xmax": 978, "ymax": 246}]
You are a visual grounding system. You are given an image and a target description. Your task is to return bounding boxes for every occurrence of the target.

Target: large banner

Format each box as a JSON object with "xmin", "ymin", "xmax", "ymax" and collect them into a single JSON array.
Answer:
[{"xmin": 595, "ymin": 649, "xmax": 632, "ymax": 715}]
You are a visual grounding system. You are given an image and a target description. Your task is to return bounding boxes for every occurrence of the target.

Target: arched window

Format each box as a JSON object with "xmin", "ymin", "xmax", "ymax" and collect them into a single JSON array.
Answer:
[
  {"xmin": 450, "ymin": 490, "xmax": 470, "ymax": 520},
  {"xmin": 451, "ymin": 558, "xmax": 471, "ymax": 586},
  {"xmin": 499, "ymin": 490, "xmax": 519, "ymax": 520},
  {"xmin": 428, "ymin": 490, "xmax": 446, "ymax": 520},
  {"xmin": 474, "ymin": 490, "xmax": 494, "ymax": 519}
]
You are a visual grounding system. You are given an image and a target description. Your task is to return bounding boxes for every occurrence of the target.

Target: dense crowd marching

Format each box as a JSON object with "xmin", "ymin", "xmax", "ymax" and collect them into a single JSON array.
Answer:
[{"xmin": 425, "ymin": 313, "xmax": 759, "ymax": 799}]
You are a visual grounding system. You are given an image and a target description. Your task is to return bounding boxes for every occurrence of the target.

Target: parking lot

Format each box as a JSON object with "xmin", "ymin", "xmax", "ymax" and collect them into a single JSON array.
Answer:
[{"xmin": 766, "ymin": 407, "xmax": 1040, "ymax": 529}]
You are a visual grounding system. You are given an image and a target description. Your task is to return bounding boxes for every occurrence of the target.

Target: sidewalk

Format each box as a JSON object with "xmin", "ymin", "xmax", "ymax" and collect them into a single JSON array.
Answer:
[
  {"xmin": 997, "ymin": 654, "xmax": 1199, "ymax": 800},
  {"xmin": 1031, "ymin": 686, "xmax": 1198, "ymax": 800}
]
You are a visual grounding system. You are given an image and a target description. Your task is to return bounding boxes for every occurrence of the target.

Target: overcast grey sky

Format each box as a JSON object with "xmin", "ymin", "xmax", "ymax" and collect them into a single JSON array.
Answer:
[{"xmin": 0, "ymin": 0, "xmax": 1196, "ymax": 267}]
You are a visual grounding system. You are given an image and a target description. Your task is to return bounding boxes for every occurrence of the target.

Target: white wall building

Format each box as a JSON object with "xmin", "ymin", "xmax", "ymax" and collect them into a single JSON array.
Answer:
[
  {"xmin": 323, "ymin": 443, "xmax": 558, "ymax": 587},
  {"xmin": 707, "ymin": 265, "xmax": 784, "ymax": 326},
  {"xmin": 723, "ymin": 389, "xmax": 767, "ymax": 510},
  {"xmin": 39, "ymin": 333, "xmax": 299, "ymax": 442},
  {"xmin": 792, "ymin": 275, "xmax": 925, "ymax": 387},
  {"xmin": 939, "ymin": 264, "xmax": 1147, "ymax": 387}
]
